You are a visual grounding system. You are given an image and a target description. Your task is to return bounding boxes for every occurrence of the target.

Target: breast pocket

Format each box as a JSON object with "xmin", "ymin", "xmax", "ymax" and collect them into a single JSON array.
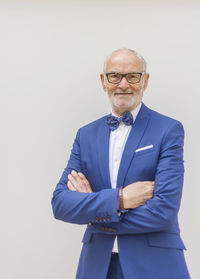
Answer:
[{"xmin": 134, "ymin": 146, "xmax": 155, "ymax": 157}]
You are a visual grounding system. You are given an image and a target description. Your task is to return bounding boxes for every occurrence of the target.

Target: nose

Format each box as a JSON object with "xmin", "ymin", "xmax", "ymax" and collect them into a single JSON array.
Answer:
[{"xmin": 118, "ymin": 77, "xmax": 130, "ymax": 90}]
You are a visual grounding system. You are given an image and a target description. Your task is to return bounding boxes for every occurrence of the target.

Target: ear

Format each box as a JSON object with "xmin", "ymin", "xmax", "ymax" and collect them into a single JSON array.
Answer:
[
  {"xmin": 100, "ymin": 73, "xmax": 106, "ymax": 92},
  {"xmin": 143, "ymin": 72, "xmax": 150, "ymax": 91}
]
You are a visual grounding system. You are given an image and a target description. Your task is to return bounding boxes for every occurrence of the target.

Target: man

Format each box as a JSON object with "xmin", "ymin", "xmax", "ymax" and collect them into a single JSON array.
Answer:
[{"xmin": 52, "ymin": 48, "xmax": 190, "ymax": 279}]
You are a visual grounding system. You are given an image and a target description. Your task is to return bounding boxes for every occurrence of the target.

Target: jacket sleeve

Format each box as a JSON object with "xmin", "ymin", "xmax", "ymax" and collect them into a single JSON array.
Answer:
[
  {"xmin": 51, "ymin": 128, "xmax": 120, "ymax": 225},
  {"xmin": 92, "ymin": 121, "xmax": 185, "ymax": 234}
]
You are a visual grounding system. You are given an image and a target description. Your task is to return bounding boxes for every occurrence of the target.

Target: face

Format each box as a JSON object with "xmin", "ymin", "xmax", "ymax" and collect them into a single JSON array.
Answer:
[{"xmin": 100, "ymin": 50, "xmax": 149, "ymax": 116}]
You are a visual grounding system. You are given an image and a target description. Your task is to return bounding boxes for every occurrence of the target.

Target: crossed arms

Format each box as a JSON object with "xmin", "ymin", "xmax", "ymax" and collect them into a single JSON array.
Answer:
[
  {"xmin": 68, "ymin": 170, "xmax": 154, "ymax": 210},
  {"xmin": 52, "ymin": 121, "xmax": 184, "ymax": 234}
]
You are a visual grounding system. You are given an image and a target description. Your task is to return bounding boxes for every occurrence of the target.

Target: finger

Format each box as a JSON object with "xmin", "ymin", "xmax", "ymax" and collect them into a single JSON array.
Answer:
[
  {"xmin": 71, "ymin": 171, "xmax": 86, "ymax": 192},
  {"xmin": 68, "ymin": 176, "xmax": 88, "ymax": 193},
  {"xmin": 82, "ymin": 181, "xmax": 93, "ymax": 193},
  {"xmin": 78, "ymin": 172, "xmax": 89, "ymax": 185},
  {"xmin": 145, "ymin": 181, "xmax": 155, "ymax": 187},
  {"xmin": 145, "ymin": 192, "xmax": 154, "ymax": 199},
  {"xmin": 78, "ymin": 173, "xmax": 90, "ymax": 189},
  {"xmin": 67, "ymin": 180, "xmax": 77, "ymax": 191},
  {"xmin": 77, "ymin": 172, "xmax": 85, "ymax": 179},
  {"xmin": 72, "ymin": 171, "xmax": 92, "ymax": 193},
  {"xmin": 78, "ymin": 172, "xmax": 93, "ymax": 193},
  {"xmin": 68, "ymin": 174, "xmax": 81, "ymax": 191}
]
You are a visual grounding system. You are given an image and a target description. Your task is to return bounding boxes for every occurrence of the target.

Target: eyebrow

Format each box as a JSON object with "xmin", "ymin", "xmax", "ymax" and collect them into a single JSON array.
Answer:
[{"xmin": 106, "ymin": 71, "xmax": 143, "ymax": 74}]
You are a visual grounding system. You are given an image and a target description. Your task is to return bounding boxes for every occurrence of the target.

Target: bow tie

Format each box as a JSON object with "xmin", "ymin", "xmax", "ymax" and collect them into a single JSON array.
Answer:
[{"xmin": 106, "ymin": 111, "xmax": 133, "ymax": 131}]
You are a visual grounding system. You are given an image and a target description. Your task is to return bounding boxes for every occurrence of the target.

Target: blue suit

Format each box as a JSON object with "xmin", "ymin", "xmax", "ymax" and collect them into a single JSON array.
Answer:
[{"xmin": 52, "ymin": 103, "xmax": 190, "ymax": 279}]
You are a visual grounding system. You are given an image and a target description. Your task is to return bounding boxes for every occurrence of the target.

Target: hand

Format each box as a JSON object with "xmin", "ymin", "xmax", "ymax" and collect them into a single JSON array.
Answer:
[
  {"xmin": 67, "ymin": 170, "xmax": 93, "ymax": 193},
  {"xmin": 122, "ymin": 181, "xmax": 154, "ymax": 209}
]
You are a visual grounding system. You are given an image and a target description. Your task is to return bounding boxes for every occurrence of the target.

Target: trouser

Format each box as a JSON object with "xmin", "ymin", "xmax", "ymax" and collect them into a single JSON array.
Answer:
[{"xmin": 106, "ymin": 253, "xmax": 125, "ymax": 279}]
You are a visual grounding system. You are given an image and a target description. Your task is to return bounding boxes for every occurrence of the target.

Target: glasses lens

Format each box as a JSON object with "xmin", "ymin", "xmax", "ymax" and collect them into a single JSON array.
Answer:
[
  {"xmin": 107, "ymin": 73, "xmax": 122, "ymax": 83},
  {"xmin": 126, "ymin": 73, "xmax": 141, "ymax": 83}
]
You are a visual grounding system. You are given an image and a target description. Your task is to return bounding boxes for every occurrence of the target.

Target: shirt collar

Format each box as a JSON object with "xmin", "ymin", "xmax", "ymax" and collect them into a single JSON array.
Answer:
[{"xmin": 111, "ymin": 102, "xmax": 142, "ymax": 122}]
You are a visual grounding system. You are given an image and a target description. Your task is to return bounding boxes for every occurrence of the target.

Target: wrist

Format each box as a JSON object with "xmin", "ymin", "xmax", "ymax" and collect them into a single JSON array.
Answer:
[{"xmin": 119, "ymin": 188, "xmax": 125, "ymax": 210}]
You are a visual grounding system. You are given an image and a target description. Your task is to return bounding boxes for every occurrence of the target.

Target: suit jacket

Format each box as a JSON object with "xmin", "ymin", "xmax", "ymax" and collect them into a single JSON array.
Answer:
[{"xmin": 52, "ymin": 103, "xmax": 190, "ymax": 279}]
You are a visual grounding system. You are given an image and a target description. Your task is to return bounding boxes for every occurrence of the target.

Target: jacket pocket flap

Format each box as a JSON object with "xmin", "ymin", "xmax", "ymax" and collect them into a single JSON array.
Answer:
[
  {"xmin": 147, "ymin": 233, "xmax": 186, "ymax": 250},
  {"xmin": 82, "ymin": 229, "xmax": 93, "ymax": 244}
]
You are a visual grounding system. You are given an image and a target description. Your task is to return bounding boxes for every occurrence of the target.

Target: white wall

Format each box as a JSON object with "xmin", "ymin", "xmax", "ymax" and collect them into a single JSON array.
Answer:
[{"xmin": 1, "ymin": 0, "xmax": 200, "ymax": 278}]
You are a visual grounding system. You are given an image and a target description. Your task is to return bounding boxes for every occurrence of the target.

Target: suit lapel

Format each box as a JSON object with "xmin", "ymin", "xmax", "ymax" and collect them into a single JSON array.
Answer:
[
  {"xmin": 116, "ymin": 103, "xmax": 151, "ymax": 188},
  {"xmin": 97, "ymin": 117, "xmax": 112, "ymax": 189}
]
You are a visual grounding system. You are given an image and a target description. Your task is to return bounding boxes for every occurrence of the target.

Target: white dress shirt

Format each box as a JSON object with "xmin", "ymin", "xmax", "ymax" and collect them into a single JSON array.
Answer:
[{"xmin": 109, "ymin": 102, "xmax": 142, "ymax": 253}]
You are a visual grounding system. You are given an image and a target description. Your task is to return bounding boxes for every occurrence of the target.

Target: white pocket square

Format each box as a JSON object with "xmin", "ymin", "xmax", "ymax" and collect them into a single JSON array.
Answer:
[{"xmin": 135, "ymin": 145, "xmax": 154, "ymax": 152}]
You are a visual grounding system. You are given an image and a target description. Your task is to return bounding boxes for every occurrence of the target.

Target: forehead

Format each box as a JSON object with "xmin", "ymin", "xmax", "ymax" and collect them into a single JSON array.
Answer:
[{"xmin": 106, "ymin": 51, "xmax": 143, "ymax": 73}]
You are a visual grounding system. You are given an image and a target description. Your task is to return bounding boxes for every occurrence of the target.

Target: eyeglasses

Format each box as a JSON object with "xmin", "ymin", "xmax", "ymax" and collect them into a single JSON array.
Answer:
[{"xmin": 105, "ymin": 72, "xmax": 145, "ymax": 84}]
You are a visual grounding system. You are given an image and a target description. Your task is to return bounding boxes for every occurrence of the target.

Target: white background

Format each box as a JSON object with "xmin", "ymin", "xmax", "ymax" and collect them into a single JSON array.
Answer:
[{"xmin": 1, "ymin": 0, "xmax": 200, "ymax": 278}]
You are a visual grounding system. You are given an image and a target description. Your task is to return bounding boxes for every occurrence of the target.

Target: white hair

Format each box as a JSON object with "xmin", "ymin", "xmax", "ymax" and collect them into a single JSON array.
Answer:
[{"xmin": 103, "ymin": 48, "xmax": 147, "ymax": 73}]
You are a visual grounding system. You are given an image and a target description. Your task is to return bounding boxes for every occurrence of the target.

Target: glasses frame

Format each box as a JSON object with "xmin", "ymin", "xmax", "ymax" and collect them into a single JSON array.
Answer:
[{"xmin": 105, "ymin": 72, "xmax": 145, "ymax": 84}]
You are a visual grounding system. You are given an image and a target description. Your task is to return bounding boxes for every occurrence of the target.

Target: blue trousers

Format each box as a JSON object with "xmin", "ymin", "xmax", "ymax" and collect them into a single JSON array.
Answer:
[{"xmin": 106, "ymin": 253, "xmax": 125, "ymax": 279}]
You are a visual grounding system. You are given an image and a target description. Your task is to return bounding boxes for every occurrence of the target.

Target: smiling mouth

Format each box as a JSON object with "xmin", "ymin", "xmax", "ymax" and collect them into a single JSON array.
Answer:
[{"xmin": 114, "ymin": 93, "xmax": 133, "ymax": 96}]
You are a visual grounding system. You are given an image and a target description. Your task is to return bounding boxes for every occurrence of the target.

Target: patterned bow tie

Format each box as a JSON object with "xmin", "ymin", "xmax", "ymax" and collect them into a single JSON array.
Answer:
[{"xmin": 106, "ymin": 111, "xmax": 133, "ymax": 131}]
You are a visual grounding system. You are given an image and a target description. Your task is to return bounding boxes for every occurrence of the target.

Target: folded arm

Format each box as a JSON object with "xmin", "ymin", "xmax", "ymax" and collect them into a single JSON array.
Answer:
[
  {"xmin": 52, "ymin": 121, "xmax": 184, "ymax": 234},
  {"xmin": 51, "ymin": 129, "xmax": 120, "ymax": 225},
  {"xmin": 92, "ymin": 121, "xmax": 185, "ymax": 234}
]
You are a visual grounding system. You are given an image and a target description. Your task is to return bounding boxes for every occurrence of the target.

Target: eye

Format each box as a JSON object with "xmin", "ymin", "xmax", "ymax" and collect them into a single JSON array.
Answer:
[
  {"xmin": 110, "ymin": 73, "xmax": 120, "ymax": 78},
  {"xmin": 107, "ymin": 73, "xmax": 121, "ymax": 83},
  {"xmin": 127, "ymin": 73, "xmax": 141, "ymax": 83},
  {"xmin": 128, "ymin": 74, "xmax": 138, "ymax": 78}
]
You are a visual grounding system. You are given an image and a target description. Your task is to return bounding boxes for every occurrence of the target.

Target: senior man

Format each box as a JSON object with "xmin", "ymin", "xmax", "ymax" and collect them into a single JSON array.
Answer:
[{"xmin": 52, "ymin": 48, "xmax": 190, "ymax": 279}]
